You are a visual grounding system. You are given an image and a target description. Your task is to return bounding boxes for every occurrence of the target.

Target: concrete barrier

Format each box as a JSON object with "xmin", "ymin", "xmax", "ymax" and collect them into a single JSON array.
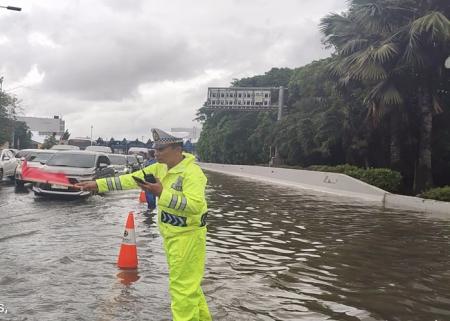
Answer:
[
  {"xmin": 384, "ymin": 194, "xmax": 450, "ymax": 215},
  {"xmin": 199, "ymin": 162, "xmax": 450, "ymax": 215},
  {"xmin": 199, "ymin": 162, "xmax": 386, "ymax": 202}
]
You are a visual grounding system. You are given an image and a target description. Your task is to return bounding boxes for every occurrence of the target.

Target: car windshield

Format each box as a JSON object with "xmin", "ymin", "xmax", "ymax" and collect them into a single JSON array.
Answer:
[
  {"xmin": 15, "ymin": 150, "xmax": 31, "ymax": 159},
  {"xmin": 30, "ymin": 152, "xmax": 56, "ymax": 163},
  {"xmin": 46, "ymin": 153, "xmax": 96, "ymax": 168},
  {"xmin": 108, "ymin": 155, "xmax": 127, "ymax": 165}
]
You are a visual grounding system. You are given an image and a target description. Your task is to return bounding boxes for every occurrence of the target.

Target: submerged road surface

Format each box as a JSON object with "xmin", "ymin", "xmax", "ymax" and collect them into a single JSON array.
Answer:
[{"xmin": 1, "ymin": 171, "xmax": 450, "ymax": 321}]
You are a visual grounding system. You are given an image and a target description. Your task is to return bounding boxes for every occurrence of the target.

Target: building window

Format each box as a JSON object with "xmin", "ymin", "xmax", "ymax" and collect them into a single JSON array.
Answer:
[{"xmin": 221, "ymin": 93, "xmax": 224, "ymax": 98}]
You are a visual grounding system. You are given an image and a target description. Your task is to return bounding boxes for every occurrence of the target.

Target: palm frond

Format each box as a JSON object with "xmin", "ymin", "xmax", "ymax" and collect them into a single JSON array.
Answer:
[
  {"xmin": 351, "ymin": 63, "xmax": 388, "ymax": 80},
  {"xmin": 406, "ymin": 11, "xmax": 450, "ymax": 58},
  {"xmin": 339, "ymin": 38, "xmax": 370, "ymax": 55},
  {"xmin": 365, "ymin": 80, "xmax": 403, "ymax": 106},
  {"xmin": 410, "ymin": 11, "xmax": 450, "ymax": 42},
  {"xmin": 370, "ymin": 42, "xmax": 399, "ymax": 64}
]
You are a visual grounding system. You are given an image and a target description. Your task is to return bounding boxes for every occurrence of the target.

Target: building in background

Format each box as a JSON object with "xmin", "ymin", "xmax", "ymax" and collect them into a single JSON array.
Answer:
[{"xmin": 16, "ymin": 115, "xmax": 65, "ymax": 136}]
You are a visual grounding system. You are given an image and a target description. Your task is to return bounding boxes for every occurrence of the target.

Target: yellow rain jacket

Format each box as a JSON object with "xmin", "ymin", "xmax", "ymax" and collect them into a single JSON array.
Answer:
[{"xmin": 96, "ymin": 152, "xmax": 211, "ymax": 321}]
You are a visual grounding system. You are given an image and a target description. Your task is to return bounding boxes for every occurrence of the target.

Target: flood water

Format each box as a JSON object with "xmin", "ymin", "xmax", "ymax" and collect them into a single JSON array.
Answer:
[{"xmin": 1, "ymin": 171, "xmax": 450, "ymax": 321}]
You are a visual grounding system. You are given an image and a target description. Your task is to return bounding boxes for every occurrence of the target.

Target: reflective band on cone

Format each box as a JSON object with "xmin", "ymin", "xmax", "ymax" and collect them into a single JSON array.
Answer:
[
  {"xmin": 139, "ymin": 191, "xmax": 146, "ymax": 203},
  {"xmin": 117, "ymin": 212, "xmax": 138, "ymax": 269}
]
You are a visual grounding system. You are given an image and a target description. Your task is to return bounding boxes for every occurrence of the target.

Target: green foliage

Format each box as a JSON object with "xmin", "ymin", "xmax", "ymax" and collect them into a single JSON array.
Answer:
[
  {"xmin": 357, "ymin": 168, "xmax": 402, "ymax": 192},
  {"xmin": 61, "ymin": 129, "xmax": 71, "ymax": 141},
  {"xmin": 13, "ymin": 121, "xmax": 32, "ymax": 149},
  {"xmin": 196, "ymin": 0, "xmax": 450, "ymax": 194},
  {"xmin": 421, "ymin": 186, "xmax": 450, "ymax": 202},
  {"xmin": 0, "ymin": 91, "xmax": 19, "ymax": 146},
  {"xmin": 42, "ymin": 134, "xmax": 57, "ymax": 149},
  {"xmin": 196, "ymin": 68, "xmax": 293, "ymax": 164},
  {"xmin": 320, "ymin": 0, "xmax": 450, "ymax": 192},
  {"xmin": 308, "ymin": 164, "xmax": 402, "ymax": 192}
]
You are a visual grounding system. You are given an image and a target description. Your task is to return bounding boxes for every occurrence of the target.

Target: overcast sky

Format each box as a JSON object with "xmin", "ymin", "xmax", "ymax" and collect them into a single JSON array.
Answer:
[{"xmin": 0, "ymin": 0, "xmax": 346, "ymax": 141}]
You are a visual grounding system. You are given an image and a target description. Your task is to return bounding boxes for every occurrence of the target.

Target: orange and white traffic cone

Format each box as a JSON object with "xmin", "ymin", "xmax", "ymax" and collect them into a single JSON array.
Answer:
[
  {"xmin": 117, "ymin": 212, "xmax": 138, "ymax": 269},
  {"xmin": 139, "ymin": 190, "xmax": 146, "ymax": 203}
]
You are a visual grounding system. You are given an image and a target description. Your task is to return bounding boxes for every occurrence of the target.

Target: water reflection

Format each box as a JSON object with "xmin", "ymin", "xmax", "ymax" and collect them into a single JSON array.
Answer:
[
  {"xmin": 1, "ymin": 172, "xmax": 450, "ymax": 320},
  {"xmin": 204, "ymin": 171, "xmax": 450, "ymax": 321}
]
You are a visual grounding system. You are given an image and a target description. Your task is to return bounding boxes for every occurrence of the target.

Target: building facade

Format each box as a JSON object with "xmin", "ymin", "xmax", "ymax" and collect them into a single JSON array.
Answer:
[{"xmin": 16, "ymin": 116, "xmax": 65, "ymax": 136}]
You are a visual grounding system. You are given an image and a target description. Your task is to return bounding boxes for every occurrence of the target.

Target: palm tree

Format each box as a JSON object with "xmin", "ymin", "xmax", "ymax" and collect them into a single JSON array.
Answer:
[{"xmin": 321, "ymin": 0, "xmax": 450, "ymax": 193}]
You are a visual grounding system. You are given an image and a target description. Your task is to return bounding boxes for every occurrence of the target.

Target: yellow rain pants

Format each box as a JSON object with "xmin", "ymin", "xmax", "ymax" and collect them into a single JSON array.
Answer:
[{"xmin": 164, "ymin": 228, "xmax": 211, "ymax": 321}]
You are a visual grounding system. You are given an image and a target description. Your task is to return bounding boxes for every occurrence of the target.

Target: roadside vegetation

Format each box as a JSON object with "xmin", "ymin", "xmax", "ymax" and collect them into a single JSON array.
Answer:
[
  {"xmin": 197, "ymin": 0, "xmax": 450, "ymax": 200},
  {"xmin": 0, "ymin": 90, "xmax": 32, "ymax": 149}
]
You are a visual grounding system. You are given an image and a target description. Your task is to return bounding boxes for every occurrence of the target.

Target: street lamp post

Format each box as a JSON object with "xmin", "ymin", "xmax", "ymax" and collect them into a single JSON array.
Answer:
[
  {"xmin": 0, "ymin": 5, "xmax": 22, "ymax": 11},
  {"xmin": 90, "ymin": 125, "xmax": 93, "ymax": 145}
]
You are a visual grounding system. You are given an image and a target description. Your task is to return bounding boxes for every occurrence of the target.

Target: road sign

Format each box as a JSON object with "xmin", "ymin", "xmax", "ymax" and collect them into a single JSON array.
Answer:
[{"xmin": 205, "ymin": 87, "xmax": 280, "ymax": 111}]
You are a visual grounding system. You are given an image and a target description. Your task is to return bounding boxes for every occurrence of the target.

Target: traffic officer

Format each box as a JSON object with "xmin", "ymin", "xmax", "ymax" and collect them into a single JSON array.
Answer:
[{"xmin": 75, "ymin": 128, "xmax": 212, "ymax": 321}]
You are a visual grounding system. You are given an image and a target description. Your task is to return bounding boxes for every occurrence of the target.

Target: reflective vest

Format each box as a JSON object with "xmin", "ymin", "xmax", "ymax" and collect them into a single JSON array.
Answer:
[{"xmin": 96, "ymin": 153, "xmax": 208, "ymax": 238}]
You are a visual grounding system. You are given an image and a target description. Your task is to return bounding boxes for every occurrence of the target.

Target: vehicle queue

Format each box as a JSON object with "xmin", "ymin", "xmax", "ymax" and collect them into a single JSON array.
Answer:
[{"xmin": 0, "ymin": 145, "xmax": 150, "ymax": 199}]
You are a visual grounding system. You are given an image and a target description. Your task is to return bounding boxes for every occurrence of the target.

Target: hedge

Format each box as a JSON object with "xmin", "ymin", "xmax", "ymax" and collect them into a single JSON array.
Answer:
[
  {"xmin": 420, "ymin": 186, "xmax": 450, "ymax": 202},
  {"xmin": 307, "ymin": 164, "xmax": 402, "ymax": 193}
]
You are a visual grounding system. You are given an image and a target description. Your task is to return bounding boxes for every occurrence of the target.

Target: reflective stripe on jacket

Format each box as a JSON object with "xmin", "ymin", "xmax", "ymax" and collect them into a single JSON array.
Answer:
[{"xmin": 96, "ymin": 153, "xmax": 207, "ymax": 238}]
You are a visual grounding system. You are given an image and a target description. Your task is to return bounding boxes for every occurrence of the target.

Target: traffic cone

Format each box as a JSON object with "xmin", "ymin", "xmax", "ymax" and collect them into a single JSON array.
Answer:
[
  {"xmin": 139, "ymin": 190, "xmax": 146, "ymax": 203},
  {"xmin": 117, "ymin": 212, "xmax": 138, "ymax": 269}
]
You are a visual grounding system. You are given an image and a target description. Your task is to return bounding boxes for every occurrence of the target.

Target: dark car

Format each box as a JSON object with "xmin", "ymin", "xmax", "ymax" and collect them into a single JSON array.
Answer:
[{"xmin": 32, "ymin": 151, "xmax": 115, "ymax": 198}]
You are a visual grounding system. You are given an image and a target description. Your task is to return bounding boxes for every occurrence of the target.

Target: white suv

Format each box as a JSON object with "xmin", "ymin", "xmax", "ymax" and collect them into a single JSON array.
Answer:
[{"xmin": 0, "ymin": 149, "xmax": 18, "ymax": 181}]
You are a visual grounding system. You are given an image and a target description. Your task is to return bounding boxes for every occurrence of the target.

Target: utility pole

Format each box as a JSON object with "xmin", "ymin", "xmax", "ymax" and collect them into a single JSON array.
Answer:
[{"xmin": 270, "ymin": 86, "xmax": 284, "ymax": 166}]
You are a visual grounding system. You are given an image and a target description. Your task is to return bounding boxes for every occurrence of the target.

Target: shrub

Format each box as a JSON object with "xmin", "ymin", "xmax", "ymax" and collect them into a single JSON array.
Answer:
[
  {"xmin": 356, "ymin": 168, "xmax": 402, "ymax": 193},
  {"xmin": 307, "ymin": 164, "xmax": 402, "ymax": 193},
  {"xmin": 420, "ymin": 186, "xmax": 450, "ymax": 202}
]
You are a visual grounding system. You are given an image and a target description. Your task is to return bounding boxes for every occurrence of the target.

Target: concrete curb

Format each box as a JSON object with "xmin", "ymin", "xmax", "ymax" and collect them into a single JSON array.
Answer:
[{"xmin": 199, "ymin": 162, "xmax": 450, "ymax": 215}]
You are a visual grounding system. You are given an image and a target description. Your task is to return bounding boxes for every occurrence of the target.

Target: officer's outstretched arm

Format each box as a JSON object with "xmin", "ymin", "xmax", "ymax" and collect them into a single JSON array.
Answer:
[{"xmin": 96, "ymin": 163, "xmax": 159, "ymax": 192}]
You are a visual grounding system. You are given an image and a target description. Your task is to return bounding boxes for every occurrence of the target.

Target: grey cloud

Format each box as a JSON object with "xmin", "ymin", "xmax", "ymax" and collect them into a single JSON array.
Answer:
[{"xmin": 1, "ymin": 0, "xmax": 348, "ymax": 138}]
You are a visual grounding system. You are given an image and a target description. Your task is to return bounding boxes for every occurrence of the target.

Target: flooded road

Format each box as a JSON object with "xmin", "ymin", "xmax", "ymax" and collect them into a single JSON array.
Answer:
[{"xmin": 1, "ymin": 171, "xmax": 450, "ymax": 321}]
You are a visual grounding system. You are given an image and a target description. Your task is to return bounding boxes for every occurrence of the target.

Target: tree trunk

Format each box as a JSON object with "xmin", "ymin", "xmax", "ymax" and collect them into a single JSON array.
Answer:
[
  {"xmin": 389, "ymin": 110, "xmax": 401, "ymax": 170},
  {"xmin": 413, "ymin": 86, "xmax": 433, "ymax": 194}
]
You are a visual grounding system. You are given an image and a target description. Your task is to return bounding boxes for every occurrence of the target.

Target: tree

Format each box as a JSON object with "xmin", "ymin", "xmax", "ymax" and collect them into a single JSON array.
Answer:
[
  {"xmin": 13, "ymin": 121, "xmax": 32, "ymax": 149},
  {"xmin": 320, "ymin": 0, "xmax": 450, "ymax": 192},
  {"xmin": 196, "ymin": 68, "xmax": 293, "ymax": 164},
  {"xmin": 0, "ymin": 91, "xmax": 19, "ymax": 146},
  {"xmin": 61, "ymin": 129, "xmax": 71, "ymax": 141},
  {"xmin": 42, "ymin": 133, "xmax": 57, "ymax": 149}
]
